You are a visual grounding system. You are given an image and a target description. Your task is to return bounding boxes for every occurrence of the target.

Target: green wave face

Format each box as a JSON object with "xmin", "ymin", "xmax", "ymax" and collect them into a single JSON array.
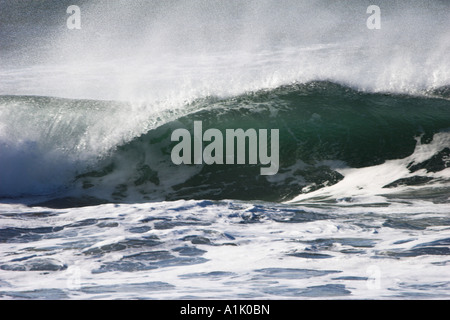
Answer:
[{"xmin": 72, "ymin": 82, "xmax": 450, "ymax": 203}]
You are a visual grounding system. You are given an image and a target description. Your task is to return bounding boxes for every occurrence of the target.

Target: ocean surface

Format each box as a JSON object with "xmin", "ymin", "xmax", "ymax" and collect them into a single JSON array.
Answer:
[{"xmin": 0, "ymin": 0, "xmax": 449, "ymax": 300}]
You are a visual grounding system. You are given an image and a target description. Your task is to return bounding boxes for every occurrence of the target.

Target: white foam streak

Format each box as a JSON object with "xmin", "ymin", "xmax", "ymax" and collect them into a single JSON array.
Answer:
[{"xmin": 288, "ymin": 132, "xmax": 450, "ymax": 204}]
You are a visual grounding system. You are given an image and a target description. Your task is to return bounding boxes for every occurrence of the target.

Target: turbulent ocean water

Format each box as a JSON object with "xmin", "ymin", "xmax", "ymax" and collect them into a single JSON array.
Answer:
[{"xmin": 1, "ymin": 0, "xmax": 450, "ymax": 300}]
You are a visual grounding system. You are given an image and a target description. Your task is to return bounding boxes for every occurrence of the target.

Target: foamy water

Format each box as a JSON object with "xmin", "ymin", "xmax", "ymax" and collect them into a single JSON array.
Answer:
[{"xmin": 1, "ymin": 199, "xmax": 450, "ymax": 299}]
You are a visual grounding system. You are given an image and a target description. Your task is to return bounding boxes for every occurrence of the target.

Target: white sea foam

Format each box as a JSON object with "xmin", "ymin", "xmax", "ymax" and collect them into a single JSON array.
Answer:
[{"xmin": 1, "ymin": 200, "xmax": 449, "ymax": 299}]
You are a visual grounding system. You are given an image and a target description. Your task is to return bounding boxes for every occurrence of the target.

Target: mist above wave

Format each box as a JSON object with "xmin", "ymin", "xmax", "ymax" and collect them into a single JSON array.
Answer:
[{"xmin": 0, "ymin": 0, "xmax": 449, "ymax": 100}]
